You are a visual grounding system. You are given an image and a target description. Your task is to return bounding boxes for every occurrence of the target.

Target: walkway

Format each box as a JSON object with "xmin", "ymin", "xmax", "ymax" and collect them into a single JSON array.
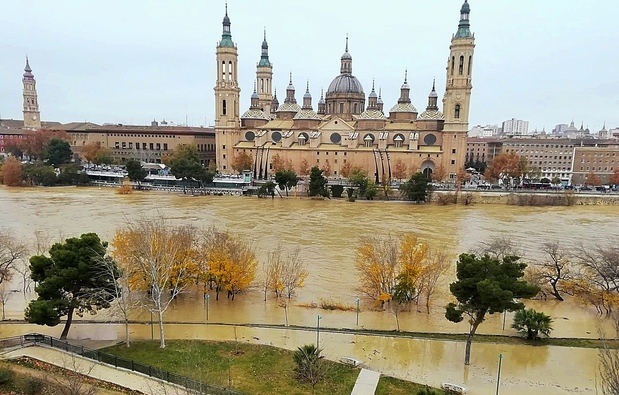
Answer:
[
  {"xmin": 351, "ymin": 369, "xmax": 381, "ymax": 395},
  {"xmin": 2, "ymin": 346, "xmax": 184, "ymax": 395}
]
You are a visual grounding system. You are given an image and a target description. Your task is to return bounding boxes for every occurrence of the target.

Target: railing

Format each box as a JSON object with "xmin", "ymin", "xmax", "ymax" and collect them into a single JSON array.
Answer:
[{"xmin": 0, "ymin": 333, "xmax": 243, "ymax": 395}]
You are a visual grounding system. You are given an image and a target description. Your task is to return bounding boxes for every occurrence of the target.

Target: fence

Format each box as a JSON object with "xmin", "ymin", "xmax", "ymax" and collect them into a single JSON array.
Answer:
[{"xmin": 0, "ymin": 333, "xmax": 243, "ymax": 395}]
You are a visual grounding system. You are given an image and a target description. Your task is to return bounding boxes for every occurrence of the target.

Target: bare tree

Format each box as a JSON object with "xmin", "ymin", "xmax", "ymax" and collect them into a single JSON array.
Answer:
[
  {"xmin": 281, "ymin": 247, "xmax": 308, "ymax": 299},
  {"xmin": 47, "ymin": 354, "xmax": 97, "ymax": 395},
  {"xmin": 0, "ymin": 282, "xmax": 12, "ymax": 320},
  {"xmin": 112, "ymin": 219, "xmax": 198, "ymax": 348},
  {"xmin": 417, "ymin": 248, "xmax": 450, "ymax": 313},
  {"xmin": 474, "ymin": 236, "xmax": 521, "ymax": 260},
  {"xmin": 0, "ymin": 231, "xmax": 26, "ymax": 287},
  {"xmin": 531, "ymin": 242, "xmax": 574, "ymax": 301},
  {"xmin": 264, "ymin": 248, "xmax": 285, "ymax": 298},
  {"xmin": 573, "ymin": 243, "xmax": 619, "ymax": 315},
  {"xmin": 95, "ymin": 260, "xmax": 136, "ymax": 347}
]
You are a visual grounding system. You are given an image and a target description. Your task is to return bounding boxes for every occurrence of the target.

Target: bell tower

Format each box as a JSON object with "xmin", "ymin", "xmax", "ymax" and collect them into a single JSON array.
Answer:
[
  {"xmin": 256, "ymin": 28, "xmax": 273, "ymax": 114},
  {"xmin": 214, "ymin": 3, "xmax": 241, "ymax": 172},
  {"xmin": 443, "ymin": 0, "xmax": 474, "ymax": 133},
  {"xmin": 22, "ymin": 57, "xmax": 41, "ymax": 130}
]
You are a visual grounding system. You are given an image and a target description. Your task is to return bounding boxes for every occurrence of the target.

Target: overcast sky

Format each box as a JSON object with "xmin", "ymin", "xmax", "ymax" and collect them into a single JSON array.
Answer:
[{"xmin": 1, "ymin": 0, "xmax": 618, "ymax": 131}]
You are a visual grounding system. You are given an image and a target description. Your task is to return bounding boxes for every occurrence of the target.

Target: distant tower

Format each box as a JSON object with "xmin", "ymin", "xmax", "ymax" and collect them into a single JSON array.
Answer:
[
  {"xmin": 317, "ymin": 89, "xmax": 326, "ymax": 115},
  {"xmin": 214, "ymin": 3, "xmax": 240, "ymax": 171},
  {"xmin": 443, "ymin": 0, "xmax": 475, "ymax": 133},
  {"xmin": 256, "ymin": 28, "xmax": 273, "ymax": 113},
  {"xmin": 22, "ymin": 57, "xmax": 41, "ymax": 130}
]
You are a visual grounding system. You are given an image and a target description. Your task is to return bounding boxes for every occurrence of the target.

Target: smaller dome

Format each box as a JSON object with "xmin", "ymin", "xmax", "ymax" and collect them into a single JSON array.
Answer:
[
  {"xmin": 277, "ymin": 103, "xmax": 301, "ymax": 113},
  {"xmin": 341, "ymin": 51, "xmax": 352, "ymax": 60},
  {"xmin": 419, "ymin": 110, "xmax": 444, "ymax": 120},
  {"xmin": 241, "ymin": 109, "xmax": 269, "ymax": 120},
  {"xmin": 390, "ymin": 103, "xmax": 418, "ymax": 113},
  {"xmin": 293, "ymin": 109, "xmax": 321, "ymax": 120},
  {"xmin": 358, "ymin": 110, "xmax": 386, "ymax": 120},
  {"xmin": 251, "ymin": 90, "xmax": 259, "ymax": 100}
]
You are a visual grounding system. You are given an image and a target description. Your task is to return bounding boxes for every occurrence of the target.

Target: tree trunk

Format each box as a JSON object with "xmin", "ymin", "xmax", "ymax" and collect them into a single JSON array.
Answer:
[
  {"xmin": 125, "ymin": 318, "xmax": 130, "ymax": 347},
  {"xmin": 158, "ymin": 310, "xmax": 165, "ymax": 349},
  {"xmin": 551, "ymin": 282, "xmax": 564, "ymax": 301},
  {"xmin": 395, "ymin": 312, "xmax": 400, "ymax": 332},
  {"xmin": 60, "ymin": 308, "xmax": 74, "ymax": 340},
  {"xmin": 464, "ymin": 321, "xmax": 480, "ymax": 365}
]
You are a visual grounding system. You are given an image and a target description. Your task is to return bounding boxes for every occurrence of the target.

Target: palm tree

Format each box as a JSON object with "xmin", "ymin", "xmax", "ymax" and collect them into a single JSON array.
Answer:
[
  {"xmin": 293, "ymin": 344, "xmax": 324, "ymax": 390},
  {"xmin": 512, "ymin": 308, "xmax": 553, "ymax": 340}
]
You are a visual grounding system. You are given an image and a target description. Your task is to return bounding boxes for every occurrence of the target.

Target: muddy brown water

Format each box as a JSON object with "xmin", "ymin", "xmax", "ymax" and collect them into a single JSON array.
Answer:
[{"xmin": 1, "ymin": 186, "xmax": 617, "ymax": 394}]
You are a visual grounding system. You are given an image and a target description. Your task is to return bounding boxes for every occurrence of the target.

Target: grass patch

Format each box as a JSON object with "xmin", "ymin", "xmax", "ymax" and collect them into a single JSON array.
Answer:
[
  {"xmin": 103, "ymin": 340, "xmax": 360, "ymax": 394},
  {"xmin": 376, "ymin": 376, "xmax": 448, "ymax": 395}
]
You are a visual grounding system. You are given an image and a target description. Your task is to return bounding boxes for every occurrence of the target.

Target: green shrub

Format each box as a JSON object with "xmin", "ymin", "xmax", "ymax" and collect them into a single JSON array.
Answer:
[
  {"xmin": 0, "ymin": 367, "xmax": 14, "ymax": 386},
  {"xmin": 23, "ymin": 377, "xmax": 44, "ymax": 395},
  {"xmin": 512, "ymin": 308, "xmax": 553, "ymax": 340},
  {"xmin": 416, "ymin": 386, "xmax": 441, "ymax": 395},
  {"xmin": 330, "ymin": 184, "xmax": 344, "ymax": 198}
]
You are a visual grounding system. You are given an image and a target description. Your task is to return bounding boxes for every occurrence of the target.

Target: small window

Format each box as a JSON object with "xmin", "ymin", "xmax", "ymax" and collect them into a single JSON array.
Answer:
[
  {"xmin": 223, "ymin": 145, "xmax": 226, "ymax": 149},
  {"xmin": 455, "ymin": 104, "xmax": 461, "ymax": 119},
  {"xmin": 451, "ymin": 160, "xmax": 456, "ymax": 165},
  {"xmin": 222, "ymin": 99, "xmax": 227, "ymax": 115},
  {"xmin": 452, "ymin": 149, "xmax": 456, "ymax": 154},
  {"xmin": 340, "ymin": 103, "xmax": 344, "ymax": 113}
]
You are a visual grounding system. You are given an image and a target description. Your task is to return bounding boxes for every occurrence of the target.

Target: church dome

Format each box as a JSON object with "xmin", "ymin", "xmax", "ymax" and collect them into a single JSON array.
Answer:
[{"xmin": 327, "ymin": 74, "xmax": 364, "ymax": 95}]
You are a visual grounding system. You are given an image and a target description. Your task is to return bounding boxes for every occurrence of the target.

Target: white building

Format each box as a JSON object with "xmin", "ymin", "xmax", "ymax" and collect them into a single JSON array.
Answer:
[
  {"xmin": 469, "ymin": 124, "xmax": 500, "ymax": 137},
  {"xmin": 502, "ymin": 118, "xmax": 529, "ymax": 135}
]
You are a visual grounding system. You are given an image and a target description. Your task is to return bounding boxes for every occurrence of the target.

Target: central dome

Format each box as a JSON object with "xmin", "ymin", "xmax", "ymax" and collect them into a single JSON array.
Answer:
[{"xmin": 327, "ymin": 74, "xmax": 364, "ymax": 95}]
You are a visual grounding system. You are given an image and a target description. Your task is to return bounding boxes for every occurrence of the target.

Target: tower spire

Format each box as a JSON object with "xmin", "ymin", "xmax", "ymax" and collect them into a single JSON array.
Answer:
[
  {"xmin": 455, "ymin": 0, "xmax": 472, "ymax": 38},
  {"xmin": 22, "ymin": 56, "xmax": 40, "ymax": 129},
  {"xmin": 219, "ymin": 2, "xmax": 234, "ymax": 47},
  {"xmin": 340, "ymin": 35, "xmax": 352, "ymax": 74}
]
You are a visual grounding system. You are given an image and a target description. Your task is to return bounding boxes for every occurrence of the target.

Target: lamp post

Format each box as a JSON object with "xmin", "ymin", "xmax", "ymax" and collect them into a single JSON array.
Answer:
[
  {"xmin": 355, "ymin": 298, "xmax": 360, "ymax": 326},
  {"xmin": 502, "ymin": 311, "xmax": 506, "ymax": 331},
  {"xmin": 206, "ymin": 294, "xmax": 210, "ymax": 322},
  {"xmin": 496, "ymin": 353, "xmax": 503, "ymax": 395},
  {"xmin": 316, "ymin": 315, "xmax": 322, "ymax": 349}
]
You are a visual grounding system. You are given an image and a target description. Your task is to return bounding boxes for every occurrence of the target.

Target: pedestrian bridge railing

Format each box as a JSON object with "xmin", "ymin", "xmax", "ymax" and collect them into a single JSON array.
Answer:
[{"xmin": 0, "ymin": 333, "xmax": 244, "ymax": 395}]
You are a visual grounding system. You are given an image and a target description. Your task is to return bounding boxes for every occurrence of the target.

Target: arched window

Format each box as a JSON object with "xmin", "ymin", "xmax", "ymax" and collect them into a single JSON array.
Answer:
[
  {"xmin": 467, "ymin": 56, "xmax": 472, "ymax": 76},
  {"xmin": 459, "ymin": 56, "xmax": 464, "ymax": 75},
  {"xmin": 221, "ymin": 61, "xmax": 226, "ymax": 80},
  {"xmin": 261, "ymin": 79, "xmax": 264, "ymax": 92},
  {"xmin": 228, "ymin": 61, "xmax": 233, "ymax": 80},
  {"xmin": 222, "ymin": 99, "xmax": 227, "ymax": 116},
  {"xmin": 339, "ymin": 103, "xmax": 344, "ymax": 113},
  {"xmin": 353, "ymin": 103, "xmax": 357, "ymax": 113},
  {"xmin": 455, "ymin": 104, "xmax": 460, "ymax": 119},
  {"xmin": 451, "ymin": 56, "xmax": 455, "ymax": 75}
]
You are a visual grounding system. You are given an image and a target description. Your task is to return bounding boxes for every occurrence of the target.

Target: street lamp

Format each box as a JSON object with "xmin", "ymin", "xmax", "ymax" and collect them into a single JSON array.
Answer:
[
  {"xmin": 205, "ymin": 294, "xmax": 210, "ymax": 322},
  {"xmin": 496, "ymin": 353, "xmax": 503, "ymax": 395},
  {"xmin": 502, "ymin": 310, "xmax": 506, "ymax": 331},
  {"xmin": 355, "ymin": 298, "xmax": 360, "ymax": 326},
  {"xmin": 316, "ymin": 315, "xmax": 322, "ymax": 349}
]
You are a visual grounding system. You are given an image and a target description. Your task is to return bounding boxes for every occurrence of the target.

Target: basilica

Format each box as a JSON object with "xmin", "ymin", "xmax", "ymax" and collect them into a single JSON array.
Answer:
[{"xmin": 215, "ymin": 1, "xmax": 475, "ymax": 182}]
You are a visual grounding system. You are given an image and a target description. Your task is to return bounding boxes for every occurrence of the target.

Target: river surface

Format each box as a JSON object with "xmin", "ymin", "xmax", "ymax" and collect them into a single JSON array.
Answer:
[{"xmin": 1, "ymin": 186, "xmax": 618, "ymax": 394}]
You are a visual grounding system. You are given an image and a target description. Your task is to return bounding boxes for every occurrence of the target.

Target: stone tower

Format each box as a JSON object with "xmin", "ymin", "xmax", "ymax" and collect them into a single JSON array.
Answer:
[
  {"xmin": 214, "ymin": 4, "xmax": 241, "ymax": 171},
  {"xmin": 256, "ymin": 29, "xmax": 273, "ymax": 114},
  {"xmin": 441, "ymin": 0, "xmax": 475, "ymax": 178},
  {"xmin": 22, "ymin": 57, "xmax": 41, "ymax": 130},
  {"xmin": 443, "ymin": 0, "xmax": 475, "ymax": 133}
]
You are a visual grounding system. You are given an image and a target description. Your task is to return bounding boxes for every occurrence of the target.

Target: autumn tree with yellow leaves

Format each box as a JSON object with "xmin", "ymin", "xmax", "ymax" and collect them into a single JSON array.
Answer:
[
  {"xmin": 198, "ymin": 228, "xmax": 257, "ymax": 301},
  {"xmin": 356, "ymin": 234, "xmax": 450, "ymax": 317},
  {"xmin": 112, "ymin": 219, "xmax": 198, "ymax": 349}
]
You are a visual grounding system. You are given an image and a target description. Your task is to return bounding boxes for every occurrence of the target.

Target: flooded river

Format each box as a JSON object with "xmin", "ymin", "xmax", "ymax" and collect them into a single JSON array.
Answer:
[{"xmin": 1, "ymin": 186, "xmax": 617, "ymax": 394}]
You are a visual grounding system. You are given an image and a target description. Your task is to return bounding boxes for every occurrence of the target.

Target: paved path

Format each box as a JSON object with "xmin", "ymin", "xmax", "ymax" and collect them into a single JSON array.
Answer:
[
  {"xmin": 351, "ymin": 368, "xmax": 381, "ymax": 395},
  {"xmin": 1, "ymin": 346, "xmax": 184, "ymax": 395}
]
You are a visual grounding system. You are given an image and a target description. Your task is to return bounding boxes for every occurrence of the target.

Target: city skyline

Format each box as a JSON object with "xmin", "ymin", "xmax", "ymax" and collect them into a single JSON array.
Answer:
[{"xmin": 1, "ymin": 0, "xmax": 618, "ymax": 130}]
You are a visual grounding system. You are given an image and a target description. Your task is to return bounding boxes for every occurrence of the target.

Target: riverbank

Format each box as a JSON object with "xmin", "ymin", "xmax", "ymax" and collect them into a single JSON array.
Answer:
[{"xmin": 3, "ymin": 319, "xmax": 616, "ymax": 349}]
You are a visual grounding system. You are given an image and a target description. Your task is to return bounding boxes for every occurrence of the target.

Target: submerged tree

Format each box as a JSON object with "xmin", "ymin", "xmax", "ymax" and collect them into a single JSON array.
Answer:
[
  {"xmin": 25, "ymin": 233, "xmax": 120, "ymax": 340},
  {"xmin": 445, "ymin": 253, "xmax": 539, "ymax": 365},
  {"xmin": 512, "ymin": 308, "xmax": 553, "ymax": 340},
  {"xmin": 112, "ymin": 219, "xmax": 198, "ymax": 348}
]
